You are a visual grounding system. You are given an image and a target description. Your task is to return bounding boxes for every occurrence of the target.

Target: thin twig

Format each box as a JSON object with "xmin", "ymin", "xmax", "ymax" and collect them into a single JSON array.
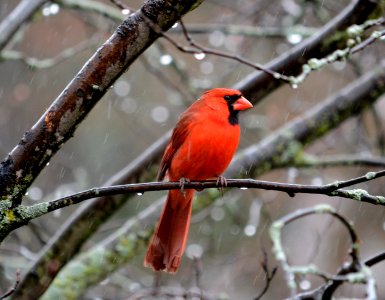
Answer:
[
  {"xmin": 365, "ymin": 251, "xmax": 385, "ymax": 267},
  {"xmin": 254, "ymin": 249, "xmax": 278, "ymax": 300},
  {"xmin": 0, "ymin": 269, "xmax": 20, "ymax": 300},
  {"xmin": 170, "ymin": 23, "xmax": 317, "ymax": 38},
  {"xmin": 1, "ymin": 36, "xmax": 100, "ymax": 69},
  {"xmin": 269, "ymin": 205, "xmax": 374, "ymax": 299}
]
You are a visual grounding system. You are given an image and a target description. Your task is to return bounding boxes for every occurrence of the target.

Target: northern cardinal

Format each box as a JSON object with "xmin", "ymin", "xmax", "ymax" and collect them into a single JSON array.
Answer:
[{"xmin": 144, "ymin": 88, "xmax": 253, "ymax": 273}]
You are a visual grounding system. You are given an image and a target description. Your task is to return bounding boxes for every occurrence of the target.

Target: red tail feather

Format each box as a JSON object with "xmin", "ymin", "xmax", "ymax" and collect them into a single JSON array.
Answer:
[{"xmin": 144, "ymin": 189, "xmax": 194, "ymax": 273}]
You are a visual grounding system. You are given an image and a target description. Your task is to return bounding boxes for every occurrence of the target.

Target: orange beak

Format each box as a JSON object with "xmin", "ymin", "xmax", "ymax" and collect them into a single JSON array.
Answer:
[{"xmin": 232, "ymin": 96, "xmax": 253, "ymax": 111}]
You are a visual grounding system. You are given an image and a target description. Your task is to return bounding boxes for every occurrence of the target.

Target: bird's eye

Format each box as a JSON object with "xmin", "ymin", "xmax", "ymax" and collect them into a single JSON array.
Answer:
[{"xmin": 224, "ymin": 95, "xmax": 231, "ymax": 101}]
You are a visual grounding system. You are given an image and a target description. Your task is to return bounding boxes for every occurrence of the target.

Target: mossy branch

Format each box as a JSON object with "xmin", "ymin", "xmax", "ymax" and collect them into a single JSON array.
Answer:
[{"xmin": 269, "ymin": 205, "xmax": 376, "ymax": 299}]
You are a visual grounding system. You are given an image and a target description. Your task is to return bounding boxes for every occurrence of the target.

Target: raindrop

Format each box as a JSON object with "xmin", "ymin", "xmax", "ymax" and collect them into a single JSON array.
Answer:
[
  {"xmin": 128, "ymin": 282, "xmax": 141, "ymax": 292},
  {"xmin": 244, "ymin": 224, "xmax": 256, "ymax": 236},
  {"xmin": 186, "ymin": 243, "xmax": 203, "ymax": 259},
  {"xmin": 25, "ymin": 192, "xmax": 29, "ymax": 196},
  {"xmin": 120, "ymin": 97, "xmax": 138, "ymax": 114},
  {"xmin": 287, "ymin": 167, "xmax": 298, "ymax": 184},
  {"xmin": 244, "ymin": 114, "xmax": 261, "ymax": 129},
  {"xmin": 209, "ymin": 30, "xmax": 225, "ymax": 47},
  {"xmin": 113, "ymin": 80, "xmax": 131, "ymax": 97},
  {"xmin": 194, "ymin": 52, "xmax": 206, "ymax": 60},
  {"xmin": 199, "ymin": 223, "xmax": 212, "ymax": 235},
  {"xmin": 28, "ymin": 187, "xmax": 43, "ymax": 201},
  {"xmin": 311, "ymin": 177, "xmax": 323, "ymax": 185},
  {"xmin": 230, "ymin": 225, "xmax": 240, "ymax": 235},
  {"xmin": 103, "ymin": 134, "xmax": 109, "ymax": 144},
  {"xmin": 210, "ymin": 206, "xmax": 225, "ymax": 221},
  {"xmin": 42, "ymin": 3, "xmax": 60, "ymax": 16},
  {"xmin": 159, "ymin": 54, "xmax": 173, "ymax": 65},
  {"xmin": 172, "ymin": 23, "xmax": 178, "ymax": 28},
  {"xmin": 287, "ymin": 33, "xmax": 303, "ymax": 45},
  {"xmin": 137, "ymin": 192, "xmax": 143, "ymax": 196},
  {"xmin": 100, "ymin": 278, "xmax": 110, "ymax": 285},
  {"xmin": 299, "ymin": 279, "xmax": 311, "ymax": 290},
  {"xmin": 200, "ymin": 61, "xmax": 214, "ymax": 74},
  {"xmin": 291, "ymin": 83, "xmax": 298, "ymax": 89},
  {"xmin": 240, "ymin": 187, "xmax": 248, "ymax": 190},
  {"xmin": 46, "ymin": 162, "xmax": 50, "ymax": 166},
  {"xmin": 121, "ymin": 8, "xmax": 130, "ymax": 15},
  {"xmin": 224, "ymin": 36, "xmax": 239, "ymax": 52},
  {"xmin": 107, "ymin": 100, "xmax": 112, "ymax": 120},
  {"xmin": 151, "ymin": 106, "xmax": 169, "ymax": 123},
  {"xmin": 53, "ymin": 209, "xmax": 61, "ymax": 218}
]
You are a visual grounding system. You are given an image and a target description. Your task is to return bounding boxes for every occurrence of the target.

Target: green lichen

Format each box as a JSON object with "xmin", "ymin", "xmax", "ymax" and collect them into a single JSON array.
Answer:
[
  {"xmin": 269, "ymin": 221, "xmax": 286, "ymax": 261},
  {"xmin": 346, "ymin": 272, "xmax": 366, "ymax": 283},
  {"xmin": 333, "ymin": 189, "xmax": 370, "ymax": 201},
  {"xmin": 314, "ymin": 204, "xmax": 335, "ymax": 214},
  {"xmin": 365, "ymin": 172, "xmax": 376, "ymax": 180},
  {"xmin": 0, "ymin": 199, "xmax": 12, "ymax": 212},
  {"xmin": 42, "ymin": 230, "xmax": 150, "ymax": 300},
  {"xmin": 291, "ymin": 264, "xmax": 318, "ymax": 275},
  {"xmin": 376, "ymin": 196, "xmax": 385, "ymax": 205},
  {"xmin": 16, "ymin": 203, "xmax": 49, "ymax": 220},
  {"xmin": 4, "ymin": 210, "xmax": 16, "ymax": 222}
]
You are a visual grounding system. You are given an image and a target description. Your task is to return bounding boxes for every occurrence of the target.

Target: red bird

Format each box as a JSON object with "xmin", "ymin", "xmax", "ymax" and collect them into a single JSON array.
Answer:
[{"xmin": 144, "ymin": 88, "xmax": 253, "ymax": 273}]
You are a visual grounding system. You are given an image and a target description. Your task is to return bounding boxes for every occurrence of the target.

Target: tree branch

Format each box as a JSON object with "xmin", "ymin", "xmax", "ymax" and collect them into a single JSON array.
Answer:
[
  {"xmin": 290, "ymin": 153, "xmax": 385, "ymax": 169},
  {"xmin": 0, "ymin": 0, "xmax": 202, "ymax": 217},
  {"xmin": 269, "ymin": 205, "xmax": 375, "ymax": 299},
  {"xmin": 0, "ymin": 0, "xmax": 48, "ymax": 51},
  {"xmin": 7, "ymin": 168, "xmax": 385, "ymax": 226},
  {"xmin": 12, "ymin": 0, "xmax": 383, "ymax": 297},
  {"xmin": 234, "ymin": 0, "xmax": 380, "ymax": 102},
  {"xmin": 226, "ymin": 58, "xmax": 385, "ymax": 178},
  {"xmin": 170, "ymin": 23, "xmax": 317, "ymax": 38}
]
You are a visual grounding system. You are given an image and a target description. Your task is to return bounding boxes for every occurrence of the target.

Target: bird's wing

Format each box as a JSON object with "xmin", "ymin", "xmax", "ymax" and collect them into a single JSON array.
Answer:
[{"xmin": 157, "ymin": 111, "xmax": 194, "ymax": 181}]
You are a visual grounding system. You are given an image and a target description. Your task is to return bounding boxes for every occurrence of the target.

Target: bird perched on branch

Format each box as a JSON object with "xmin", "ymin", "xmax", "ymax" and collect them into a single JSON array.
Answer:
[{"xmin": 144, "ymin": 88, "xmax": 253, "ymax": 273}]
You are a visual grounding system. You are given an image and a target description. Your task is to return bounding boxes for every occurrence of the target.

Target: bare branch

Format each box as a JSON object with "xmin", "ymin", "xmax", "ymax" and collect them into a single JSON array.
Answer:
[
  {"xmin": 0, "ymin": 36, "xmax": 100, "ymax": 69},
  {"xmin": 1, "ymin": 168, "xmax": 383, "ymax": 243},
  {"xmin": 269, "ymin": 205, "xmax": 376, "ymax": 299},
  {"xmin": 291, "ymin": 154, "xmax": 385, "ymax": 169},
  {"xmin": 234, "ymin": 0, "xmax": 380, "ymax": 102},
  {"xmin": 365, "ymin": 251, "xmax": 385, "ymax": 267},
  {"xmin": 0, "ymin": 270, "xmax": 20, "ymax": 300},
  {"xmin": 254, "ymin": 250, "xmax": 278, "ymax": 300},
  {"xmin": 13, "ymin": 1, "xmax": 383, "ymax": 297},
  {"xmin": 0, "ymin": 0, "xmax": 203, "ymax": 218},
  {"xmin": 170, "ymin": 23, "xmax": 317, "ymax": 38},
  {"xmin": 0, "ymin": 0, "xmax": 48, "ymax": 51}
]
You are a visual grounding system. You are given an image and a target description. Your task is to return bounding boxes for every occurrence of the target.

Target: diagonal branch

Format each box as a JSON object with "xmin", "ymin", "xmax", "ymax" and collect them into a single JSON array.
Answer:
[
  {"xmin": 13, "ymin": 0, "xmax": 382, "ymax": 297},
  {"xmin": 234, "ymin": 0, "xmax": 380, "ymax": 102},
  {"xmin": 0, "ymin": 0, "xmax": 202, "ymax": 206}
]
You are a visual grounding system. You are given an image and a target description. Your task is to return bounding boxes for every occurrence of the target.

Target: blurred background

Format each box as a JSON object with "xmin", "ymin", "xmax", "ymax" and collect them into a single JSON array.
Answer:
[{"xmin": 0, "ymin": 0, "xmax": 385, "ymax": 299}]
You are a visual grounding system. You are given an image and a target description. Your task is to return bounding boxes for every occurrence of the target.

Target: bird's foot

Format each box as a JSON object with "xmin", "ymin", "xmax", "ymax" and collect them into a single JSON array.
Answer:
[
  {"xmin": 216, "ymin": 176, "xmax": 227, "ymax": 196},
  {"xmin": 179, "ymin": 177, "xmax": 190, "ymax": 198}
]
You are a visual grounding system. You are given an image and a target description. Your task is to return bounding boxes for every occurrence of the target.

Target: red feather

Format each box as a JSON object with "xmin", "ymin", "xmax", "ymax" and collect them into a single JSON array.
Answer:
[{"xmin": 144, "ymin": 88, "xmax": 253, "ymax": 273}]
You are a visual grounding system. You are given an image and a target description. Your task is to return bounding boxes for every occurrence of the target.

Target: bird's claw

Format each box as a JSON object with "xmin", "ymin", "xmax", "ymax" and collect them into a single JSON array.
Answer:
[
  {"xmin": 216, "ymin": 176, "xmax": 227, "ymax": 196},
  {"xmin": 179, "ymin": 177, "xmax": 190, "ymax": 198}
]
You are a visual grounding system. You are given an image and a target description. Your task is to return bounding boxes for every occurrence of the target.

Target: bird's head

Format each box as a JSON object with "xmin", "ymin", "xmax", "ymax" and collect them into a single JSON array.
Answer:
[{"xmin": 201, "ymin": 88, "xmax": 253, "ymax": 125}]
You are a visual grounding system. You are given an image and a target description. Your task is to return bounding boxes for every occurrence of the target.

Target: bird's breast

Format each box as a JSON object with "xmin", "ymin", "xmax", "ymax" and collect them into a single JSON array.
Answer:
[{"xmin": 168, "ymin": 119, "xmax": 240, "ymax": 181}]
